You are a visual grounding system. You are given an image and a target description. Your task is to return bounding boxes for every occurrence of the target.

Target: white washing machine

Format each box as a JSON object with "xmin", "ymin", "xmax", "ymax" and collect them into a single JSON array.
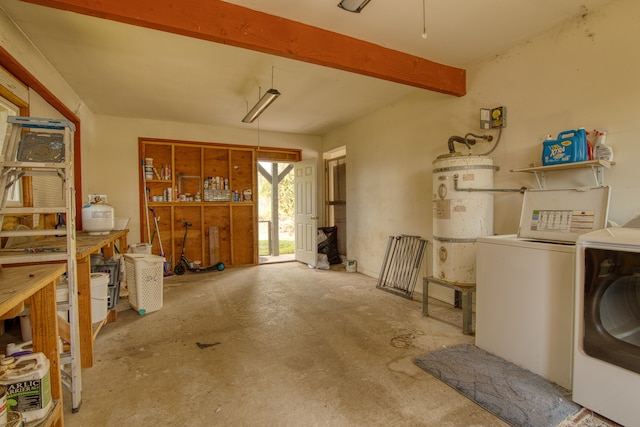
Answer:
[
  {"xmin": 573, "ymin": 226, "xmax": 640, "ymax": 427},
  {"xmin": 476, "ymin": 235, "xmax": 576, "ymax": 389},
  {"xmin": 476, "ymin": 186, "xmax": 611, "ymax": 391}
]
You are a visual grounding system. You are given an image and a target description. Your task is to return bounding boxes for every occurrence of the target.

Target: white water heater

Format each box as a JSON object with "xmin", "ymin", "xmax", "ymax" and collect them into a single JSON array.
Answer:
[{"xmin": 432, "ymin": 155, "xmax": 495, "ymax": 285}]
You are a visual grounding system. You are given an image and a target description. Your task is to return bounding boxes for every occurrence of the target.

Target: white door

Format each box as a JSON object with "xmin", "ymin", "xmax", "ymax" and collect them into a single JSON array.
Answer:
[{"xmin": 294, "ymin": 159, "xmax": 317, "ymax": 266}]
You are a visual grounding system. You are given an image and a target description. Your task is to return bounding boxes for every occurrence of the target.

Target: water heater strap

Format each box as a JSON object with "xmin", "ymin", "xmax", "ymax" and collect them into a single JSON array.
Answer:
[
  {"xmin": 433, "ymin": 164, "xmax": 499, "ymax": 173},
  {"xmin": 433, "ymin": 235, "xmax": 477, "ymax": 243}
]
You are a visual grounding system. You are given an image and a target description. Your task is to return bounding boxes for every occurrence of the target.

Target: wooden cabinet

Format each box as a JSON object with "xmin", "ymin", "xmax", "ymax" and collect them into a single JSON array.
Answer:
[{"xmin": 139, "ymin": 139, "xmax": 258, "ymax": 268}]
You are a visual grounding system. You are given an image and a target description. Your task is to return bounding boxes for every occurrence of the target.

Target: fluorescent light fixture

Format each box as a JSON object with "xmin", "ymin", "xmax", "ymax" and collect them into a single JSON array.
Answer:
[
  {"xmin": 242, "ymin": 88, "xmax": 281, "ymax": 123},
  {"xmin": 338, "ymin": 0, "xmax": 371, "ymax": 13}
]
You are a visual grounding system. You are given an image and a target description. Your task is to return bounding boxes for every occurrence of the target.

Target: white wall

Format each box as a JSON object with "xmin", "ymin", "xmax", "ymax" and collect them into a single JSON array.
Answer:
[
  {"xmin": 89, "ymin": 115, "xmax": 322, "ymax": 242},
  {"xmin": 0, "ymin": 10, "xmax": 88, "ymax": 120},
  {"xmin": 0, "ymin": 5, "xmax": 97, "ymax": 223},
  {"xmin": 323, "ymin": 0, "xmax": 640, "ymax": 278}
]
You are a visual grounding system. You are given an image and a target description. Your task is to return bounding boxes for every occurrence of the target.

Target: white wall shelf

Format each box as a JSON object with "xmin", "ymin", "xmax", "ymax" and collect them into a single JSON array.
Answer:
[{"xmin": 511, "ymin": 159, "xmax": 615, "ymax": 188}]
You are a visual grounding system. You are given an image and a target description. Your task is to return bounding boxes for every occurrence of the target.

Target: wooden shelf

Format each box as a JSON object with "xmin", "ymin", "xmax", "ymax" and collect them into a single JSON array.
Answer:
[
  {"xmin": 0, "ymin": 230, "xmax": 129, "ymax": 369},
  {"xmin": 26, "ymin": 399, "xmax": 61, "ymax": 427},
  {"xmin": 511, "ymin": 159, "xmax": 615, "ymax": 188},
  {"xmin": 148, "ymin": 201, "xmax": 254, "ymax": 206},
  {"xmin": 91, "ymin": 317, "xmax": 109, "ymax": 341},
  {"xmin": 0, "ymin": 264, "xmax": 66, "ymax": 427},
  {"xmin": 140, "ymin": 140, "xmax": 258, "ymax": 269}
]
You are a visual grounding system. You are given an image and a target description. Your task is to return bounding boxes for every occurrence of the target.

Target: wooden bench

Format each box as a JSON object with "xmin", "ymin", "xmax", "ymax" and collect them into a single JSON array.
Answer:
[{"xmin": 422, "ymin": 276, "xmax": 475, "ymax": 335}]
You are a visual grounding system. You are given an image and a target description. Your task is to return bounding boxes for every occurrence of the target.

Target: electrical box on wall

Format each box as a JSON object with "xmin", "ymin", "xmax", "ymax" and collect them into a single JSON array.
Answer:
[
  {"xmin": 480, "ymin": 108, "xmax": 491, "ymax": 130},
  {"xmin": 480, "ymin": 106, "xmax": 507, "ymax": 129},
  {"xmin": 491, "ymin": 106, "xmax": 507, "ymax": 128}
]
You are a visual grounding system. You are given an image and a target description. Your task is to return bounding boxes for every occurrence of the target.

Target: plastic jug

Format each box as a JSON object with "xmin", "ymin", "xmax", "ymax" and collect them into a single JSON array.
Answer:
[
  {"xmin": 0, "ymin": 353, "xmax": 52, "ymax": 423},
  {"xmin": 5, "ymin": 341, "xmax": 33, "ymax": 358},
  {"xmin": 542, "ymin": 129, "xmax": 588, "ymax": 165}
]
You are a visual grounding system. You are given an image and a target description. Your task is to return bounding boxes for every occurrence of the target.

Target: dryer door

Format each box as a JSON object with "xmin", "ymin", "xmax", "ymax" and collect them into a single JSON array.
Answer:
[{"xmin": 583, "ymin": 248, "xmax": 640, "ymax": 373}]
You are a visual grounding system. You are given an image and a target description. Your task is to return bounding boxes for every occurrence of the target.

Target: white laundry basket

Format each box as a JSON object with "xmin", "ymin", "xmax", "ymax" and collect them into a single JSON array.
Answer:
[{"xmin": 124, "ymin": 254, "xmax": 165, "ymax": 315}]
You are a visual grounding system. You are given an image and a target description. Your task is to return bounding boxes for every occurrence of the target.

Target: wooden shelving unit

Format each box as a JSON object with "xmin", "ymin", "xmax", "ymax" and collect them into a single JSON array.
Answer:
[
  {"xmin": 0, "ymin": 264, "xmax": 66, "ymax": 426},
  {"xmin": 139, "ymin": 139, "xmax": 258, "ymax": 269},
  {"xmin": 0, "ymin": 229, "xmax": 128, "ymax": 369}
]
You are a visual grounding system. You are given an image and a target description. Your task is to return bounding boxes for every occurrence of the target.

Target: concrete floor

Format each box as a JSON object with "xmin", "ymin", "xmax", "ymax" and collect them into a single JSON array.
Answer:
[{"xmin": 61, "ymin": 262, "xmax": 507, "ymax": 426}]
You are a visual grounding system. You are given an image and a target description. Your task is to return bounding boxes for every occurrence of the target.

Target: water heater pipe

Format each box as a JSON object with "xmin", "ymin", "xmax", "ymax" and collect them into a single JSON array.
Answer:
[
  {"xmin": 447, "ymin": 135, "xmax": 476, "ymax": 153},
  {"xmin": 476, "ymin": 127, "xmax": 503, "ymax": 156},
  {"xmin": 453, "ymin": 173, "xmax": 526, "ymax": 193},
  {"xmin": 447, "ymin": 132, "xmax": 496, "ymax": 155}
]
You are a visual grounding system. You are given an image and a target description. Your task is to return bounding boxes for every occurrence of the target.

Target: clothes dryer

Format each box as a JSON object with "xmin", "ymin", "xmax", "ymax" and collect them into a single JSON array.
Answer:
[{"xmin": 573, "ymin": 227, "xmax": 640, "ymax": 427}]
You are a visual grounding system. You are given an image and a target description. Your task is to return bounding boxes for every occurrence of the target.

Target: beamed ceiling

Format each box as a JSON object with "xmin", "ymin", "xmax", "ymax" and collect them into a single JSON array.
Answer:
[{"xmin": 0, "ymin": 0, "xmax": 615, "ymax": 135}]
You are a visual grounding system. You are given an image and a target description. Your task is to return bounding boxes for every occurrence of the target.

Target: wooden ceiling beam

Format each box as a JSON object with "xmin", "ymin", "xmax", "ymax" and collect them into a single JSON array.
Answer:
[{"xmin": 20, "ymin": 0, "xmax": 466, "ymax": 96}]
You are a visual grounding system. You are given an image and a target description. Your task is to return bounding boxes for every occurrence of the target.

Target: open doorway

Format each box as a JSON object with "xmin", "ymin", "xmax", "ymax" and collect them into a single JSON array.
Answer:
[
  {"xmin": 324, "ymin": 148, "xmax": 346, "ymax": 259},
  {"xmin": 258, "ymin": 161, "xmax": 295, "ymax": 264}
]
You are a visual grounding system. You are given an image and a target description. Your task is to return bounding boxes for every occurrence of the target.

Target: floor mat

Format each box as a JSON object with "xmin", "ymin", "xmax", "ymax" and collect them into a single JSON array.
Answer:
[
  {"xmin": 556, "ymin": 408, "xmax": 621, "ymax": 427},
  {"xmin": 413, "ymin": 343, "xmax": 581, "ymax": 427}
]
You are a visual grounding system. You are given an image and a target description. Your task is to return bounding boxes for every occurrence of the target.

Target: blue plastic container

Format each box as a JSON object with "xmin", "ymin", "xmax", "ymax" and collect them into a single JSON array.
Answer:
[{"xmin": 542, "ymin": 129, "xmax": 588, "ymax": 165}]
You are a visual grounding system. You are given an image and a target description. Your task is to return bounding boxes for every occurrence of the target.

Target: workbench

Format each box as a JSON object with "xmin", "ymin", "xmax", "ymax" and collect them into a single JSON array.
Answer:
[
  {"xmin": 0, "ymin": 263, "xmax": 66, "ymax": 426},
  {"xmin": 0, "ymin": 229, "xmax": 128, "ymax": 368}
]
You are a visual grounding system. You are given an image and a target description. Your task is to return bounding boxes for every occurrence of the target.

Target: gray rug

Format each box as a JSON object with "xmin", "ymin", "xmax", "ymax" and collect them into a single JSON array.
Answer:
[{"xmin": 413, "ymin": 343, "xmax": 581, "ymax": 427}]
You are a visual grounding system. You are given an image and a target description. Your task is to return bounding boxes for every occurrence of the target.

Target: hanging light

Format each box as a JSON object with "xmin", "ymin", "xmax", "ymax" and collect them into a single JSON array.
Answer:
[
  {"xmin": 242, "ymin": 66, "xmax": 281, "ymax": 123},
  {"xmin": 241, "ymin": 88, "xmax": 281, "ymax": 123},
  {"xmin": 338, "ymin": 0, "xmax": 371, "ymax": 13}
]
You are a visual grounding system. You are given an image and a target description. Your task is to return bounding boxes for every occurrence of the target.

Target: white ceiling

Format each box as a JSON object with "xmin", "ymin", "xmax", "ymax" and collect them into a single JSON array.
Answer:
[{"xmin": 0, "ymin": 0, "xmax": 614, "ymax": 135}]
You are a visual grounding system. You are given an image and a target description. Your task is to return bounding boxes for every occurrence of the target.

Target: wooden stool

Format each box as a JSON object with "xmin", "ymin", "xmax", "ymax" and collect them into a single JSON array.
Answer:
[{"xmin": 423, "ymin": 276, "xmax": 475, "ymax": 335}]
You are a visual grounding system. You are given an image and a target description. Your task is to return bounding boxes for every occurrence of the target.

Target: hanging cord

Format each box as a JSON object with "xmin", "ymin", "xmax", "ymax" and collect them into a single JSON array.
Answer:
[
  {"xmin": 422, "ymin": 0, "xmax": 427, "ymax": 39},
  {"xmin": 271, "ymin": 65, "xmax": 275, "ymax": 88},
  {"xmin": 257, "ymin": 112, "xmax": 261, "ymax": 149}
]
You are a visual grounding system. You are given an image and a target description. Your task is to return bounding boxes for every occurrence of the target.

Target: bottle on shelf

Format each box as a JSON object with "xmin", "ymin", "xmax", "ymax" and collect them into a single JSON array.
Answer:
[
  {"xmin": 586, "ymin": 130, "xmax": 594, "ymax": 160},
  {"xmin": 594, "ymin": 129, "xmax": 613, "ymax": 161},
  {"xmin": 161, "ymin": 164, "xmax": 171, "ymax": 180}
]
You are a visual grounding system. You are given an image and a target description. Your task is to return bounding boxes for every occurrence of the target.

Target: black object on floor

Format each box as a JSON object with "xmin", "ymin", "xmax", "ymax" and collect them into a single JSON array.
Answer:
[
  {"xmin": 413, "ymin": 343, "xmax": 581, "ymax": 427},
  {"xmin": 318, "ymin": 226, "xmax": 342, "ymax": 264}
]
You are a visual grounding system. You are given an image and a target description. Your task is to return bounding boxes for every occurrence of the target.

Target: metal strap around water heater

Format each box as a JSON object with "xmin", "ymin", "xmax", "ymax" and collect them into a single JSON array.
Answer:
[
  {"xmin": 453, "ymin": 174, "xmax": 526, "ymax": 193},
  {"xmin": 433, "ymin": 235, "xmax": 477, "ymax": 243},
  {"xmin": 433, "ymin": 164, "xmax": 499, "ymax": 173}
]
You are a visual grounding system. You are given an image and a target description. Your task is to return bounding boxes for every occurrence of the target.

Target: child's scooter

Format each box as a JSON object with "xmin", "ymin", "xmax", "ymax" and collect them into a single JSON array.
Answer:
[{"xmin": 173, "ymin": 220, "xmax": 225, "ymax": 275}]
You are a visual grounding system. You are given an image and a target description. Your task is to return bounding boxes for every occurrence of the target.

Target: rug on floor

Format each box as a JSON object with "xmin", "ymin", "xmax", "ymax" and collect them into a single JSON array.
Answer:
[
  {"xmin": 413, "ymin": 343, "xmax": 581, "ymax": 427},
  {"xmin": 556, "ymin": 408, "xmax": 621, "ymax": 427}
]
